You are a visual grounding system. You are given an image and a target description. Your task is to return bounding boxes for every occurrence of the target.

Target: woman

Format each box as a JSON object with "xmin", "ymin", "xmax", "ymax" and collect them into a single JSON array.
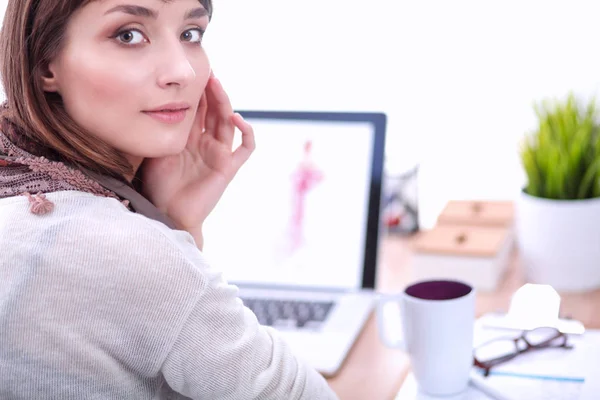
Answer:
[{"xmin": 0, "ymin": 1, "xmax": 338, "ymax": 399}]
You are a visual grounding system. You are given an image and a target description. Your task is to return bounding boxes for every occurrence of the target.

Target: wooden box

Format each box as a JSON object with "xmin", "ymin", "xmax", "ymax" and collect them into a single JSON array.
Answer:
[
  {"xmin": 411, "ymin": 225, "xmax": 512, "ymax": 291},
  {"xmin": 437, "ymin": 200, "xmax": 514, "ymax": 227}
]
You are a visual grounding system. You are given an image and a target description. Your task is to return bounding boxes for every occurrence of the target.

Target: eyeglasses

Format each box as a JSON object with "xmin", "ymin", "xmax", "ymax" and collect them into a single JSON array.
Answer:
[{"xmin": 473, "ymin": 327, "xmax": 573, "ymax": 377}]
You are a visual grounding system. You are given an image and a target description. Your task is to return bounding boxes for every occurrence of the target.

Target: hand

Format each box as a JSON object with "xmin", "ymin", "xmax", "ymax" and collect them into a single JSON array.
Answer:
[{"xmin": 139, "ymin": 75, "xmax": 255, "ymax": 243}]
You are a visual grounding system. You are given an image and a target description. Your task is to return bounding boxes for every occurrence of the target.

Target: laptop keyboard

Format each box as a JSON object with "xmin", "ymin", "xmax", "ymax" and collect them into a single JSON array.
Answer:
[{"xmin": 241, "ymin": 298, "xmax": 335, "ymax": 330}]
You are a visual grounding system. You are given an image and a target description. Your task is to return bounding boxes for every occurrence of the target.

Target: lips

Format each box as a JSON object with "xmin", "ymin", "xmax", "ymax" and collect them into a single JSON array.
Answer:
[{"xmin": 142, "ymin": 103, "xmax": 190, "ymax": 124}]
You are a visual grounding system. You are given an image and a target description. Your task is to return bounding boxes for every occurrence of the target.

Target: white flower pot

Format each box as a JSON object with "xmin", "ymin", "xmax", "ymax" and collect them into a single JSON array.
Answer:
[{"xmin": 516, "ymin": 191, "xmax": 600, "ymax": 292}]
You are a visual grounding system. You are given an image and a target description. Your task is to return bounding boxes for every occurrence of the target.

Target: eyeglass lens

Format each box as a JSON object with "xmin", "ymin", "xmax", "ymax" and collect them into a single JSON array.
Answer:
[
  {"xmin": 474, "ymin": 338, "xmax": 519, "ymax": 363},
  {"xmin": 525, "ymin": 327, "xmax": 563, "ymax": 347},
  {"xmin": 474, "ymin": 327, "xmax": 563, "ymax": 364}
]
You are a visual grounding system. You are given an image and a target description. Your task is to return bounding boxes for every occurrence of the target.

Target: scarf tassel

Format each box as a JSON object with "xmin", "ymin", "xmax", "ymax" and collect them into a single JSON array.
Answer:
[{"xmin": 23, "ymin": 192, "xmax": 55, "ymax": 215}]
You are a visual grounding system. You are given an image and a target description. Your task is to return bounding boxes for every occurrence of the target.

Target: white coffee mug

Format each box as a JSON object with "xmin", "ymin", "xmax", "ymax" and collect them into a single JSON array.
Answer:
[{"xmin": 377, "ymin": 279, "xmax": 475, "ymax": 397}]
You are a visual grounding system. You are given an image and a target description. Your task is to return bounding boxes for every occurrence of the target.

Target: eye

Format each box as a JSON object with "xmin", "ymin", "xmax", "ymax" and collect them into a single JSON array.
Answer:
[
  {"xmin": 181, "ymin": 28, "xmax": 204, "ymax": 43},
  {"xmin": 116, "ymin": 29, "xmax": 147, "ymax": 45}
]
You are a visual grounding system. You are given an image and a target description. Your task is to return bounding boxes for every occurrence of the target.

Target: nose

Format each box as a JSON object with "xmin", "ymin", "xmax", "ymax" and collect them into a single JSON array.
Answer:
[{"xmin": 155, "ymin": 43, "xmax": 196, "ymax": 89}]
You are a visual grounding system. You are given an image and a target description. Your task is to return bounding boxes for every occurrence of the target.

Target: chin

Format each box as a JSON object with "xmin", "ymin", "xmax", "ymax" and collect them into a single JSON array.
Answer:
[{"xmin": 142, "ymin": 130, "xmax": 190, "ymax": 157}]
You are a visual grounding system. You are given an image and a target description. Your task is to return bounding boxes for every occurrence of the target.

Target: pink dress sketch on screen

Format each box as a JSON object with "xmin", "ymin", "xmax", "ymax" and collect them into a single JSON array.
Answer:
[{"xmin": 288, "ymin": 140, "xmax": 324, "ymax": 254}]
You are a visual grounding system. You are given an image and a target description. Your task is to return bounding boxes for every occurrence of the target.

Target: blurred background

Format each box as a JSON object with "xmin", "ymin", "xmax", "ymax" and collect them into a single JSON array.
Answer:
[{"xmin": 2, "ymin": 0, "xmax": 600, "ymax": 228}]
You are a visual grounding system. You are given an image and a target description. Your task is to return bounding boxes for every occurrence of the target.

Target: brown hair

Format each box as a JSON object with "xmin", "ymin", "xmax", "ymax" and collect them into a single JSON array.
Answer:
[{"xmin": 0, "ymin": 0, "xmax": 213, "ymax": 180}]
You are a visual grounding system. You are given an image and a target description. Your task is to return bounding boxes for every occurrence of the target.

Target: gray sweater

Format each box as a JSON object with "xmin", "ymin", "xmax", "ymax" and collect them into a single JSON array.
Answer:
[{"xmin": 0, "ymin": 191, "xmax": 338, "ymax": 399}]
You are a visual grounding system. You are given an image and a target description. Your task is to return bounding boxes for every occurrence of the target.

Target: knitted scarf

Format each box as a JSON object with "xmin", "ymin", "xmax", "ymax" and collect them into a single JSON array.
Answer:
[{"xmin": 0, "ymin": 103, "xmax": 176, "ymax": 229}]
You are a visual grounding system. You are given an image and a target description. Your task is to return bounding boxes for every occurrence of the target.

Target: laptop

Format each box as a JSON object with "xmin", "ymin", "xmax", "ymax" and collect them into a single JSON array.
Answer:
[{"xmin": 201, "ymin": 110, "xmax": 387, "ymax": 377}]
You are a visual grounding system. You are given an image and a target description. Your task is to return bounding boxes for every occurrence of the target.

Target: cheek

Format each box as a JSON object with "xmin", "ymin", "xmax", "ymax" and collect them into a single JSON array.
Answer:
[{"xmin": 60, "ymin": 50, "xmax": 146, "ymax": 112}]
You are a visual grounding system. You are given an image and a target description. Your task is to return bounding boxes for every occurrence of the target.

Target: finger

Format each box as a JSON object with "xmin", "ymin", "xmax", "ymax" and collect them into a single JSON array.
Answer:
[
  {"xmin": 204, "ymin": 76, "xmax": 219, "ymax": 135},
  {"xmin": 231, "ymin": 113, "xmax": 255, "ymax": 172},
  {"xmin": 187, "ymin": 92, "xmax": 208, "ymax": 148},
  {"xmin": 199, "ymin": 91, "xmax": 208, "ymax": 132},
  {"xmin": 205, "ymin": 75, "xmax": 235, "ymax": 145}
]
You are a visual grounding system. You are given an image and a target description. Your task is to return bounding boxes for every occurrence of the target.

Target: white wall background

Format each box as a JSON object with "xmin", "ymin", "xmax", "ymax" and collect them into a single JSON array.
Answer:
[{"xmin": 2, "ymin": 1, "xmax": 600, "ymax": 227}]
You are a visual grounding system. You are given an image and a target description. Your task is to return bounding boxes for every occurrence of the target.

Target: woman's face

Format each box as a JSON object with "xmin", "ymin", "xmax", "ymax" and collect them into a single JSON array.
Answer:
[{"xmin": 43, "ymin": 0, "xmax": 211, "ymax": 169}]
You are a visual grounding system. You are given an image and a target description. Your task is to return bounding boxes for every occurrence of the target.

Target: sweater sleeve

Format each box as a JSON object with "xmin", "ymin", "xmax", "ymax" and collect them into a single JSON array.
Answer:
[{"xmin": 160, "ymin": 265, "xmax": 338, "ymax": 400}]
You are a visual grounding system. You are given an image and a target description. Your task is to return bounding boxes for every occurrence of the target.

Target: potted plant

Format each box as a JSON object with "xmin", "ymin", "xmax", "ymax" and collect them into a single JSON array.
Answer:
[{"xmin": 517, "ymin": 93, "xmax": 600, "ymax": 292}]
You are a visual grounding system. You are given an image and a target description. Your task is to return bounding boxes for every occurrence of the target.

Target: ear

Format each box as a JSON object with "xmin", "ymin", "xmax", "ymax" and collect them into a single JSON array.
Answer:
[{"xmin": 41, "ymin": 61, "xmax": 60, "ymax": 93}]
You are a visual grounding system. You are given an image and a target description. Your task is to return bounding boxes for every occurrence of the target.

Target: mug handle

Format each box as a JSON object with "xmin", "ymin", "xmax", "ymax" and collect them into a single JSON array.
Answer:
[{"xmin": 376, "ymin": 294, "xmax": 406, "ymax": 351}]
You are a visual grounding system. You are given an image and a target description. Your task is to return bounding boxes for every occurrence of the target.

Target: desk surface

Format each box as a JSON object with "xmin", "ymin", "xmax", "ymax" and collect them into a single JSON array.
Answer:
[{"xmin": 326, "ymin": 234, "xmax": 600, "ymax": 400}]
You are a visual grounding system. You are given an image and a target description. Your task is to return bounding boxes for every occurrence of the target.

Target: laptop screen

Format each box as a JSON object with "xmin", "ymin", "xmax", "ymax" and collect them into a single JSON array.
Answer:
[{"xmin": 202, "ymin": 112, "xmax": 384, "ymax": 291}]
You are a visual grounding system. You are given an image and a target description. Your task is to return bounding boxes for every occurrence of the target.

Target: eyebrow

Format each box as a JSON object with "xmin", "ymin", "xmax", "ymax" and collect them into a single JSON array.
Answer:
[
  {"xmin": 104, "ymin": 5, "xmax": 209, "ymax": 20},
  {"xmin": 184, "ymin": 7, "xmax": 209, "ymax": 19}
]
